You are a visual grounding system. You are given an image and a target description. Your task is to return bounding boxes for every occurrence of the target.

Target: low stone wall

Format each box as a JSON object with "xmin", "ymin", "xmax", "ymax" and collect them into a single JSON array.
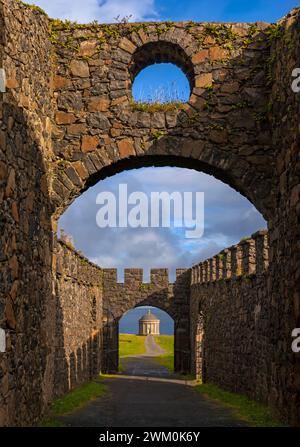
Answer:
[
  {"xmin": 54, "ymin": 240, "xmax": 103, "ymax": 396},
  {"xmin": 102, "ymin": 268, "xmax": 191, "ymax": 374}
]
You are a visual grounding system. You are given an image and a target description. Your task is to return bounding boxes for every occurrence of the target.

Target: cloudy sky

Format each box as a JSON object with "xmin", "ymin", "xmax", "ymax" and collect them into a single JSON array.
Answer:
[
  {"xmin": 25, "ymin": 0, "xmax": 298, "ymax": 281},
  {"xmin": 58, "ymin": 168, "xmax": 266, "ymax": 281}
]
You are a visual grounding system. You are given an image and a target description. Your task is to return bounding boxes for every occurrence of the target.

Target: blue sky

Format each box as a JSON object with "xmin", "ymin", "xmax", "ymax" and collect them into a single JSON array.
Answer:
[
  {"xmin": 119, "ymin": 306, "xmax": 174, "ymax": 334},
  {"xmin": 156, "ymin": 0, "xmax": 299, "ymax": 23},
  {"xmin": 26, "ymin": 0, "xmax": 299, "ymax": 23},
  {"xmin": 133, "ymin": 64, "xmax": 190, "ymax": 103},
  {"xmin": 26, "ymin": 0, "xmax": 295, "ymax": 279}
]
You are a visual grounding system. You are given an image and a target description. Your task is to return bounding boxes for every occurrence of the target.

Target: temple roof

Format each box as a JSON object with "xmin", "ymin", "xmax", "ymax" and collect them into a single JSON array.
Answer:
[{"xmin": 139, "ymin": 309, "xmax": 159, "ymax": 322}]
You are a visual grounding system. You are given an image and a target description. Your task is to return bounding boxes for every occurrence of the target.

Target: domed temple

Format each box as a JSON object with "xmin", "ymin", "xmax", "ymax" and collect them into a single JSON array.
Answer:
[{"xmin": 139, "ymin": 310, "xmax": 160, "ymax": 335}]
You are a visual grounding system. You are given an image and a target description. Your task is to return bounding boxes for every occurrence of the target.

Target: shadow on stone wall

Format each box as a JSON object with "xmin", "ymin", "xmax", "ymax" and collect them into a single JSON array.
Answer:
[
  {"xmin": 0, "ymin": 102, "xmax": 55, "ymax": 426},
  {"xmin": 52, "ymin": 240, "xmax": 103, "ymax": 398}
]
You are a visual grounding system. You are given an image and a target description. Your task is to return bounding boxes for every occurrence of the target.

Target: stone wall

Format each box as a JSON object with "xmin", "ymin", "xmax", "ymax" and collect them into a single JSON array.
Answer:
[
  {"xmin": 49, "ymin": 16, "xmax": 275, "ymax": 221},
  {"xmin": 266, "ymin": 8, "xmax": 300, "ymax": 425},
  {"xmin": 102, "ymin": 268, "xmax": 191, "ymax": 374},
  {"xmin": 0, "ymin": 0, "xmax": 54, "ymax": 426},
  {"xmin": 54, "ymin": 240, "xmax": 103, "ymax": 396},
  {"xmin": 190, "ymin": 231, "xmax": 269, "ymax": 391},
  {"xmin": 190, "ymin": 230, "xmax": 298, "ymax": 425}
]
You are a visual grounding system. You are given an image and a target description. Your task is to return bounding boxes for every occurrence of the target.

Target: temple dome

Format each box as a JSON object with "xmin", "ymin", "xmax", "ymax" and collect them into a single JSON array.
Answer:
[
  {"xmin": 139, "ymin": 309, "xmax": 159, "ymax": 322},
  {"xmin": 138, "ymin": 309, "xmax": 160, "ymax": 335}
]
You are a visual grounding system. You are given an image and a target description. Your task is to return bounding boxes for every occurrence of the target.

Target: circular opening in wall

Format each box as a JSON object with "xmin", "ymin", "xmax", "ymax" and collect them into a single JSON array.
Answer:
[
  {"xmin": 132, "ymin": 63, "xmax": 191, "ymax": 104},
  {"xmin": 130, "ymin": 41, "xmax": 195, "ymax": 106}
]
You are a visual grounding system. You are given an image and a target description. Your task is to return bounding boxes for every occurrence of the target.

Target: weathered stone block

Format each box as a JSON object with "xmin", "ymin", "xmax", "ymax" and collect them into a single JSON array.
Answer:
[
  {"xmin": 67, "ymin": 124, "xmax": 87, "ymax": 135},
  {"xmin": 209, "ymin": 47, "xmax": 229, "ymax": 60},
  {"xmin": 88, "ymin": 97, "xmax": 110, "ymax": 112},
  {"xmin": 53, "ymin": 75, "xmax": 71, "ymax": 90},
  {"xmin": 119, "ymin": 38, "xmax": 137, "ymax": 54},
  {"xmin": 70, "ymin": 60, "xmax": 90, "ymax": 78},
  {"xmin": 87, "ymin": 113, "xmax": 110, "ymax": 130},
  {"xmin": 78, "ymin": 40, "xmax": 98, "ymax": 57},
  {"xmin": 81, "ymin": 135, "xmax": 99, "ymax": 152},
  {"xmin": 192, "ymin": 50, "xmax": 209, "ymax": 64},
  {"xmin": 195, "ymin": 73, "xmax": 213, "ymax": 88},
  {"xmin": 118, "ymin": 139, "xmax": 135, "ymax": 157},
  {"xmin": 55, "ymin": 112, "xmax": 76, "ymax": 125}
]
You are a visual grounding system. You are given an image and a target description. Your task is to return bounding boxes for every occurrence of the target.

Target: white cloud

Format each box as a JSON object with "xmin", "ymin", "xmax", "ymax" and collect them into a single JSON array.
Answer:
[
  {"xmin": 25, "ymin": 0, "xmax": 157, "ymax": 23},
  {"xmin": 58, "ymin": 167, "xmax": 267, "ymax": 282}
]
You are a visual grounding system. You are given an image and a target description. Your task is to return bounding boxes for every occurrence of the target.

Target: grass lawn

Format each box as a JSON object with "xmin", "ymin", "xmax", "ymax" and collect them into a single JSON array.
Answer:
[
  {"xmin": 196, "ymin": 383, "xmax": 287, "ymax": 427},
  {"xmin": 39, "ymin": 381, "xmax": 107, "ymax": 427},
  {"xmin": 119, "ymin": 334, "xmax": 175, "ymax": 372},
  {"xmin": 154, "ymin": 335, "xmax": 174, "ymax": 372},
  {"xmin": 119, "ymin": 333, "xmax": 147, "ymax": 357},
  {"xmin": 119, "ymin": 333, "xmax": 147, "ymax": 372}
]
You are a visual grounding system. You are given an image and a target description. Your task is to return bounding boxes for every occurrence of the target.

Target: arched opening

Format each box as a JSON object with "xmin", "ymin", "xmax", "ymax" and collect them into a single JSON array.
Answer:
[
  {"xmin": 54, "ymin": 152, "xmax": 271, "ymax": 225},
  {"xmin": 58, "ymin": 165, "xmax": 266, "ymax": 280},
  {"xmin": 119, "ymin": 306, "xmax": 174, "ymax": 377},
  {"xmin": 56, "ymin": 163, "xmax": 267, "ymax": 384},
  {"xmin": 127, "ymin": 41, "xmax": 195, "ymax": 109},
  {"xmin": 132, "ymin": 63, "xmax": 191, "ymax": 104},
  {"xmin": 130, "ymin": 41, "xmax": 195, "ymax": 91}
]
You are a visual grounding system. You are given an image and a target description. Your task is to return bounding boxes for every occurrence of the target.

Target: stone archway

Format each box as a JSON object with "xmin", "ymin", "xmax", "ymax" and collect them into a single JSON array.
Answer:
[
  {"xmin": 102, "ymin": 268, "xmax": 190, "ymax": 374},
  {"xmin": 118, "ymin": 306, "xmax": 174, "ymax": 367},
  {"xmin": 49, "ymin": 18, "xmax": 276, "ymax": 221},
  {"xmin": 1, "ymin": 0, "xmax": 300, "ymax": 426}
]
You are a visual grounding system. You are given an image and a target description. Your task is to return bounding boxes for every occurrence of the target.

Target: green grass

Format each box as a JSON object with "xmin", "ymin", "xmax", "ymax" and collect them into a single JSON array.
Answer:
[
  {"xmin": 119, "ymin": 334, "xmax": 177, "ymax": 374},
  {"xmin": 196, "ymin": 383, "xmax": 287, "ymax": 427},
  {"xmin": 39, "ymin": 419, "xmax": 65, "ymax": 427},
  {"xmin": 119, "ymin": 333, "xmax": 147, "ymax": 357},
  {"xmin": 130, "ymin": 100, "xmax": 185, "ymax": 113},
  {"xmin": 154, "ymin": 335, "xmax": 174, "ymax": 372},
  {"xmin": 155, "ymin": 335, "xmax": 174, "ymax": 353},
  {"xmin": 39, "ymin": 381, "xmax": 107, "ymax": 427},
  {"xmin": 154, "ymin": 354, "xmax": 174, "ymax": 371}
]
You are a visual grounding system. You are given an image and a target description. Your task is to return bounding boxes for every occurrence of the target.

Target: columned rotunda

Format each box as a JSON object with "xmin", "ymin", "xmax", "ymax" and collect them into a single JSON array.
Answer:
[{"xmin": 139, "ymin": 309, "xmax": 160, "ymax": 335}]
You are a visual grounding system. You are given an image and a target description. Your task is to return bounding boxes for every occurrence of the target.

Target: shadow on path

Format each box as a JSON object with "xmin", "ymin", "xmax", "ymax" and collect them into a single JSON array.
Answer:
[
  {"xmin": 57, "ymin": 335, "xmax": 247, "ymax": 427},
  {"xmin": 58, "ymin": 376, "xmax": 247, "ymax": 427}
]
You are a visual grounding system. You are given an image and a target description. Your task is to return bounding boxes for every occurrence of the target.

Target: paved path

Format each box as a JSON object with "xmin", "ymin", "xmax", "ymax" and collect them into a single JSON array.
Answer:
[
  {"xmin": 58, "ymin": 335, "xmax": 247, "ymax": 427},
  {"xmin": 59, "ymin": 377, "xmax": 247, "ymax": 427},
  {"xmin": 144, "ymin": 334, "xmax": 165, "ymax": 356},
  {"xmin": 120, "ymin": 335, "xmax": 172, "ymax": 377},
  {"xmin": 121, "ymin": 355, "xmax": 171, "ymax": 377}
]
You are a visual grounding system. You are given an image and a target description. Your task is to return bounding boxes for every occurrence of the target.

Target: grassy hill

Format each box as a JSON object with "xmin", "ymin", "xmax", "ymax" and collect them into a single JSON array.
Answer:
[
  {"xmin": 119, "ymin": 333, "xmax": 174, "ymax": 372},
  {"xmin": 154, "ymin": 335, "xmax": 174, "ymax": 371},
  {"xmin": 119, "ymin": 334, "xmax": 146, "ymax": 357}
]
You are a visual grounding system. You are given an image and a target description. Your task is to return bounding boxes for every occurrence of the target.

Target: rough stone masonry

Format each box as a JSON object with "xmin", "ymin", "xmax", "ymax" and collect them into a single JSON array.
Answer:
[{"xmin": 0, "ymin": 0, "xmax": 299, "ymax": 426}]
